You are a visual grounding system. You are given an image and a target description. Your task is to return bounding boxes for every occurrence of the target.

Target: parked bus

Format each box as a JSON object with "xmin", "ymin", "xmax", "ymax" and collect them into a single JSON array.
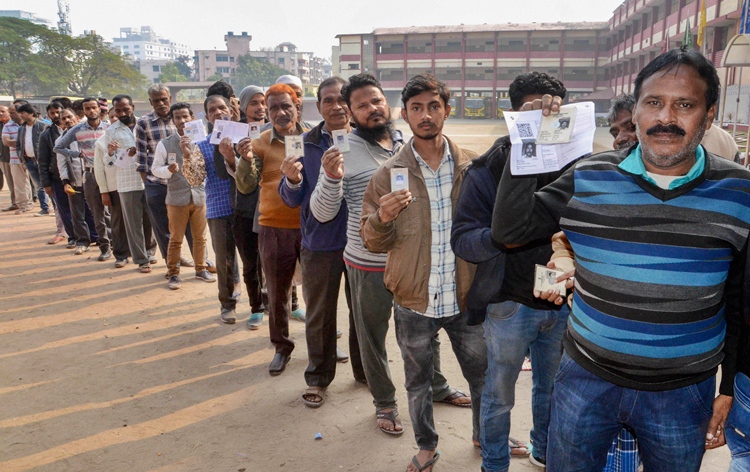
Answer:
[
  {"xmin": 449, "ymin": 98, "xmax": 457, "ymax": 117},
  {"xmin": 497, "ymin": 98, "xmax": 512, "ymax": 119},
  {"xmin": 464, "ymin": 98, "xmax": 486, "ymax": 118}
]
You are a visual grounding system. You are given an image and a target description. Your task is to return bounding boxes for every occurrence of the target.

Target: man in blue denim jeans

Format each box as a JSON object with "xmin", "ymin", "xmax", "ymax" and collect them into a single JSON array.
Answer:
[
  {"xmin": 361, "ymin": 74, "xmax": 486, "ymax": 472},
  {"xmin": 451, "ymin": 72, "xmax": 570, "ymax": 472},
  {"xmin": 492, "ymin": 48, "xmax": 742, "ymax": 472}
]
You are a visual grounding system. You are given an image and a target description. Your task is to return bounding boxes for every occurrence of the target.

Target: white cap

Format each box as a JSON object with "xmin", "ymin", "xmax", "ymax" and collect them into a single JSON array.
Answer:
[{"xmin": 275, "ymin": 75, "xmax": 303, "ymax": 88}]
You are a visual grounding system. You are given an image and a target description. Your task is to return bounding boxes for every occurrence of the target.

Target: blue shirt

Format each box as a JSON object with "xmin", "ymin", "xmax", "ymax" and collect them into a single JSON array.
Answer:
[
  {"xmin": 618, "ymin": 144, "xmax": 705, "ymax": 190},
  {"xmin": 197, "ymin": 135, "xmax": 232, "ymax": 219}
]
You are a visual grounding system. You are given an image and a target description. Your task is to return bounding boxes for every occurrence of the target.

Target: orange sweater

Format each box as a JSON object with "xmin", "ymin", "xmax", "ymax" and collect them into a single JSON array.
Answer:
[{"xmin": 252, "ymin": 129, "xmax": 301, "ymax": 229}]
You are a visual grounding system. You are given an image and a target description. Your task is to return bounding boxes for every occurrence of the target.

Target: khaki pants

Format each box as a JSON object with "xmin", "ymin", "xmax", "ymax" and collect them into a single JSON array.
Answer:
[
  {"xmin": 10, "ymin": 163, "xmax": 31, "ymax": 210},
  {"xmin": 166, "ymin": 202, "xmax": 207, "ymax": 276}
]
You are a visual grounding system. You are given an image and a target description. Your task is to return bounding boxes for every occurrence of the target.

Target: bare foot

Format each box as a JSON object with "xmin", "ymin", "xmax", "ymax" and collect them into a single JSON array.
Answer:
[
  {"xmin": 407, "ymin": 450, "xmax": 439, "ymax": 472},
  {"xmin": 376, "ymin": 408, "xmax": 403, "ymax": 435}
]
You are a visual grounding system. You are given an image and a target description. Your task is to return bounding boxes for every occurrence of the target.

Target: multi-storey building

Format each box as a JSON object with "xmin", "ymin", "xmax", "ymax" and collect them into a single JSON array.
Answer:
[
  {"xmin": 194, "ymin": 31, "xmax": 252, "ymax": 82},
  {"xmin": 0, "ymin": 10, "xmax": 51, "ymax": 27},
  {"xmin": 335, "ymin": 23, "xmax": 611, "ymax": 118},
  {"xmin": 112, "ymin": 27, "xmax": 191, "ymax": 62},
  {"xmin": 249, "ymin": 42, "xmax": 325, "ymax": 84}
]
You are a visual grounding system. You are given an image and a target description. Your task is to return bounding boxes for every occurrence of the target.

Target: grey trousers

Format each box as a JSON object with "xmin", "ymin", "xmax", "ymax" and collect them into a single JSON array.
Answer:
[
  {"xmin": 0, "ymin": 162, "xmax": 16, "ymax": 206},
  {"xmin": 108, "ymin": 191, "xmax": 130, "ymax": 260},
  {"xmin": 345, "ymin": 266, "xmax": 452, "ymax": 411},
  {"xmin": 82, "ymin": 170, "xmax": 111, "ymax": 253},
  {"xmin": 119, "ymin": 190, "xmax": 156, "ymax": 265},
  {"xmin": 207, "ymin": 216, "xmax": 238, "ymax": 311}
]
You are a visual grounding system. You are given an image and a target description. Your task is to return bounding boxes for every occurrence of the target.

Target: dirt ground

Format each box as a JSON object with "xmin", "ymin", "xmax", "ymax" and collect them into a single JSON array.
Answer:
[{"xmin": 0, "ymin": 121, "xmax": 731, "ymax": 471}]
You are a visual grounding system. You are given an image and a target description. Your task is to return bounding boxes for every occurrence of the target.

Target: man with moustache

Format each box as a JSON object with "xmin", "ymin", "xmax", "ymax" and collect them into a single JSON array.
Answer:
[
  {"xmin": 309, "ymin": 73, "xmax": 467, "ymax": 435},
  {"xmin": 98, "ymin": 94, "xmax": 157, "ymax": 271},
  {"xmin": 0, "ymin": 105, "xmax": 19, "ymax": 212},
  {"xmin": 278, "ymin": 76, "xmax": 362, "ymax": 405},
  {"xmin": 492, "ymin": 47, "xmax": 748, "ymax": 471},
  {"xmin": 16, "ymin": 102, "xmax": 51, "ymax": 217},
  {"xmin": 54, "ymin": 97, "xmax": 112, "ymax": 261}
]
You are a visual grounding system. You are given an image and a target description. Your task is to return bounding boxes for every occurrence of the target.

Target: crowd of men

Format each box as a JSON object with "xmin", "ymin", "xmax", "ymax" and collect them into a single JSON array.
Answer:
[{"xmin": 1, "ymin": 46, "xmax": 749, "ymax": 472}]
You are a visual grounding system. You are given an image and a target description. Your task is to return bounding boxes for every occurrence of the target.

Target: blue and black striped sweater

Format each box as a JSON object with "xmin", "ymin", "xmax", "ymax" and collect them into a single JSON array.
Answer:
[{"xmin": 492, "ymin": 146, "xmax": 750, "ymax": 395}]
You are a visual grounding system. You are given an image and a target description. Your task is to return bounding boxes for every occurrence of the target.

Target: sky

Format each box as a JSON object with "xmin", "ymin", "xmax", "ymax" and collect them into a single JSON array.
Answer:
[{"xmin": 6, "ymin": 0, "xmax": 626, "ymax": 59}]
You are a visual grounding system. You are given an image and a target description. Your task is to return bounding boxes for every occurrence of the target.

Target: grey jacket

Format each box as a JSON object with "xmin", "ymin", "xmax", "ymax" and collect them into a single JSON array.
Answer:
[{"xmin": 161, "ymin": 134, "xmax": 205, "ymax": 206}]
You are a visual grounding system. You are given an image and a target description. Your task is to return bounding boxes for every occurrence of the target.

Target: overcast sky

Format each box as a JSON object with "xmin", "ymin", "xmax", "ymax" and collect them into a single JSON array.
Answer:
[{"xmin": 7, "ymin": 0, "xmax": 625, "ymax": 59}]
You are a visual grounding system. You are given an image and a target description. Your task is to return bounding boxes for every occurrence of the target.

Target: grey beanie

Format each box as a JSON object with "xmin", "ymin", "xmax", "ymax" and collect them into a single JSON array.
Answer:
[{"xmin": 238, "ymin": 85, "xmax": 264, "ymax": 115}]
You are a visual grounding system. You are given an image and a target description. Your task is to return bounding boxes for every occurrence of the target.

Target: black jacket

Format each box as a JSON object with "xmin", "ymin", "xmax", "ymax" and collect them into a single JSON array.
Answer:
[{"xmin": 38, "ymin": 125, "xmax": 62, "ymax": 186}]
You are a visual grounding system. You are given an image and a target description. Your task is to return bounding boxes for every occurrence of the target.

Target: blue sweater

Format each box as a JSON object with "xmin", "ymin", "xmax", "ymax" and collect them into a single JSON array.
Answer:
[
  {"xmin": 492, "ymin": 146, "xmax": 750, "ymax": 395},
  {"xmin": 278, "ymin": 122, "xmax": 348, "ymax": 252}
]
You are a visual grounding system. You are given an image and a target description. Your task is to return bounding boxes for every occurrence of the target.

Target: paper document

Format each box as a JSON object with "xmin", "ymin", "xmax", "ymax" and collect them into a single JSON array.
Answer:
[
  {"xmin": 210, "ymin": 120, "xmax": 250, "ymax": 145},
  {"xmin": 505, "ymin": 102, "xmax": 595, "ymax": 175},
  {"xmin": 113, "ymin": 148, "xmax": 134, "ymax": 168},
  {"xmin": 184, "ymin": 120, "xmax": 207, "ymax": 143}
]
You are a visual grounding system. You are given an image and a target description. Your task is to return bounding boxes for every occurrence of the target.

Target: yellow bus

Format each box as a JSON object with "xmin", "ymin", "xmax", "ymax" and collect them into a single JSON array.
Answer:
[
  {"xmin": 497, "ymin": 98, "xmax": 512, "ymax": 119},
  {"xmin": 464, "ymin": 98, "xmax": 486, "ymax": 118},
  {"xmin": 449, "ymin": 98, "xmax": 457, "ymax": 116}
]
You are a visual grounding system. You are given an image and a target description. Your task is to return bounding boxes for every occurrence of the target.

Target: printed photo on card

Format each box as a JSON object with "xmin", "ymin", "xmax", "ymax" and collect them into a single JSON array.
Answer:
[
  {"xmin": 533, "ymin": 264, "xmax": 567, "ymax": 297},
  {"xmin": 285, "ymin": 135, "xmax": 304, "ymax": 158},
  {"xmin": 113, "ymin": 148, "xmax": 134, "ymax": 169},
  {"xmin": 332, "ymin": 129, "xmax": 350, "ymax": 152},
  {"xmin": 167, "ymin": 153, "xmax": 177, "ymax": 165},
  {"xmin": 248, "ymin": 122, "xmax": 261, "ymax": 139},
  {"xmin": 184, "ymin": 120, "xmax": 207, "ymax": 143},
  {"xmin": 537, "ymin": 106, "xmax": 577, "ymax": 144},
  {"xmin": 390, "ymin": 168, "xmax": 409, "ymax": 192}
]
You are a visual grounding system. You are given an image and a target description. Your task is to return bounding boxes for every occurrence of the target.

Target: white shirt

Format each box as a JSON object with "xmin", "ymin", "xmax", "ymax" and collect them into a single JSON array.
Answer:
[{"xmin": 24, "ymin": 125, "xmax": 34, "ymax": 158}]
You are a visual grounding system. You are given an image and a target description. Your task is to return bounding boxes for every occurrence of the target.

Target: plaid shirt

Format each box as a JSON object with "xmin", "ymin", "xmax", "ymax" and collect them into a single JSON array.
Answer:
[
  {"xmin": 603, "ymin": 428, "xmax": 640, "ymax": 472},
  {"xmin": 135, "ymin": 111, "xmax": 175, "ymax": 185},
  {"xmin": 53, "ymin": 119, "xmax": 109, "ymax": 168},
  {"xmin": 196, "ymin": 135, "xmax": 232, "ymax": 219},
  {"xmin": 1, "ymin": 121, "xmax": 20, "ymax": 164},
  {"xmin": 412, "ymin": 139, "xmax": 458, "ymax": 318}
]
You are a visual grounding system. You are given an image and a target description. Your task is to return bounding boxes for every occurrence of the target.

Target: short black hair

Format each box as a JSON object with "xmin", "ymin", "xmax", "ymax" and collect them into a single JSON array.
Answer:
[
  {"xmin": 54, "ymin": 97, "xmax": 72, "ymax": 109},
  {"xmin": 401, "ymin": 74, "xmax": 451, "ymax": 108},
  {"xmin": 204, "ymin": 95, "xmax": 229, "ymax": 114},
  {"xmin": 317, "ymin": 76, "xmax": 347, "ymax": 102},
  {"xmin": 508, "ymin": 72, "xmax": 567, "ymax": 110},
  {"xmin": 607, "ymin": 94, "xmax": 636, "ymax": 122},
  {"xmin": 12, "ymin": 99, "xmax": 28, "ymax": 105},
  {"xmin": 169, "ymin": 102, "xmax": 193, "ymax": 119},
  {"xmin": 341, "ymin": 73, "xmax": 384, "ymax": 109},
  {"xmin": 82, "ymin": 97, "xmax": 99, "ymax": 106},
  {"xmin": 633, "ymin": 46, "xmax": 719, "ymax": 111},
  {"xmin": 16, "ymin": 103, "xmax": 36, "ymax": 115},
  {"xmin": 112, "ymin": 94, "xmax": 133, "ymax": 106},
  {"xmin": 207, "ymin": 80, "xmax": 234, "ymax": 99},
  {"xmin": 47, "ymin": 101, "xmax": 63, "ymax": 112},
  {"xmin": 71, "ymin": 100, "xmax": 83, "ymax": 111}
]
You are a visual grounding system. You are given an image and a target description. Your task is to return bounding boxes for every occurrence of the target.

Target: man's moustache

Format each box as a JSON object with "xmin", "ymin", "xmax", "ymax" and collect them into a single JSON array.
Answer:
[{"xmin": 646, "ymin": 124, "xmax": 686, "ymax": 137}]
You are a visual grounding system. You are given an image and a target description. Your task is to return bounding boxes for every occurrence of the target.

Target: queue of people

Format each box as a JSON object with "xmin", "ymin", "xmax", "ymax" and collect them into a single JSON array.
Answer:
[{"xmin": 1, "ymin": 46, "xmax": 749, "ymax": 472}]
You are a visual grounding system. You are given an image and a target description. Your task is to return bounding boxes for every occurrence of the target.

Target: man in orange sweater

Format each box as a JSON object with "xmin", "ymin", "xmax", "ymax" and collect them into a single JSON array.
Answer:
[{"xmin": 237, "ymin": 84, "xmax": 307, "ymax": 375}]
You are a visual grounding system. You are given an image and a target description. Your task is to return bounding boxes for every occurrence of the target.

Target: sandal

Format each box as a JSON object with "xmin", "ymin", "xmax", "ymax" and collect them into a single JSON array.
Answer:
[
  {"xmin": 375, "ymin": 409, "xmax": 404, "ymax": 436},
  {"xmin": 435, "ymin": 389, "xmax": 471, "ymax": 408},
  {"xmin": 139, "ymin": 264, "xmax": 152, "ymax": 273},
  {"xmin": 509, "ymin": 437, "xmax": 530, "ymax": 457},
  {"xmin": 410, "ymin": 451, "xmax": 440, "ymax": 471},
  {"xmin": 302, "ymin": 386, "xmax": 326, "ymax": 408}
]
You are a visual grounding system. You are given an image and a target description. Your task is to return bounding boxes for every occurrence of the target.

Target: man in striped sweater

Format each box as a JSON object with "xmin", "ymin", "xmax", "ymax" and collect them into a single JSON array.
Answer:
[{"xmin": 492, "ymin": 47, "xmax": 749, "ymax": 471}]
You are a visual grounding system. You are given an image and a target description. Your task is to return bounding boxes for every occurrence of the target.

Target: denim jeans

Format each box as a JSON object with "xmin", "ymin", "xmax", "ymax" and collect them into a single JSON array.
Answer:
[
  {"xmin": 480, "ymin": 300, "xmax": 569, "ymax": 472},
  {"xmin": 394, "ymin": 303, "xmax": 487, "ymax": 451},
  {"xmin": 728, "ymin": 372, "xmax": 750, "ymax": 472},
  {"xmin": 548, "ymin": 352, "xmax": 714, "ymax": 472},
  {"xmin": 25, "ymin": 159, "xmax": 50, "ymax": 211}
]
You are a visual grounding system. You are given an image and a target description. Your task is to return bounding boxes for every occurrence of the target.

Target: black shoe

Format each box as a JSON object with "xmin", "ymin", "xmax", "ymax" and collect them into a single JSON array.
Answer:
[{"xmin": 268, "ymin": 353, "xmax": 290, "ymax": 376}]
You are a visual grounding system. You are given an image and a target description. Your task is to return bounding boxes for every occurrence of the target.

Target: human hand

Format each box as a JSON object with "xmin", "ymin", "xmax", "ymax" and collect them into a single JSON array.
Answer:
[
  {"xmin": 44, "ymin": 186, "xmax": 54, "ymax": 197},
  {"xmin": 107, "ymin": 140, "xmax": 120, "ymax": 156},
  {"xmin": 127, "ymin": 146, "xmax": 136, "ymax": 157},
  {"xmin": 237, "ymin": 137, "xmax": 253, "ymax": 163},
  {"xmin": 321, "ymin": 147, "xmax": 344, "ymax": 179},
  {"xmin": 101, "ymin": 193, "xmax": 112, "ymax": 207},
  {"xmin": 281, "ymin": 155, "xmax": 303, "ymax": 184},
  {"xmin": 705, "ymin": 394, "xmax": 733, "ymax": 449},
  {"xmin": 219, "ymin": 137, "xmax": 235, "ymax": 161},
  {"xmin": 377, "ymin": 189, "xmax": 412, "ymax": 224},
  {"xmin": 179, "ymin": 135, "xmax": 192, "ymax": 156},
  {"xmin": 533, "ymin": 261, "xmax": 575, "ymax": 305},
  {"xmin": 168, "ymin": 162, "xmax": 179, "ymax": 174},
  {"xmin": 520, "ymin": 94, "xmax": 564, "ymax": 117}
]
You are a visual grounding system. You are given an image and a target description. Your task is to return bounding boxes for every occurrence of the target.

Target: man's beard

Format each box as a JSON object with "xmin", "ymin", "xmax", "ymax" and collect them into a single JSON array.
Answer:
[
  {"xmin": 636, "ymin": 117, "xmax": 708, "ymax": 169},
  {"xmin": 118, "ymin": 114, "xmax": 134, "ymax": 126},
  {"xmin": 616, "ymin": 140, "xmax": 637, "ymax": 150},
  {"xmin": 354, "ymin": 119, "xmax": 393, "ymax": 145}
]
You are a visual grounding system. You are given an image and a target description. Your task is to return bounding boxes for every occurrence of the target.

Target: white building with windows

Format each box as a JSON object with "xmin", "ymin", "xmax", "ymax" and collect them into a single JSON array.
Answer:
[{"xmin": 112, "ymin": 27, "xmax": 190, "ymax": 62}]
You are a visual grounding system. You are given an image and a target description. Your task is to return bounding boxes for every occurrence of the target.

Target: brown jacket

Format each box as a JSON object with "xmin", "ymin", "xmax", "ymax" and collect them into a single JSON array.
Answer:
[{"xmin": 360, "ymin": 136, "xmax": 477, "ymax": 314}]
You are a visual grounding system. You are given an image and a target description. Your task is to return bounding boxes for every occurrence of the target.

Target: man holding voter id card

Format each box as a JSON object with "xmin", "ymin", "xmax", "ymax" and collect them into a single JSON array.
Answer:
[{"xmin": 492, "ymin": 46, "xmax": 750, "ymax": 471}]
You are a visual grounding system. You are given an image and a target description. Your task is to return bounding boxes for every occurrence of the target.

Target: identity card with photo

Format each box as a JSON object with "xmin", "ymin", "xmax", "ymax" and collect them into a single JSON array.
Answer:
[
  {"xmin": 248, "ymin": 122, "xmax": 262, "ymax": 139},
  {"xmin": 285, "ymin": 135, "xmax": 305, "ymax": 158},
  {"xmin": 390, "ymin": 168, "xmax": 409, "ymax": 192},
  {"xmin": 113, "ymin": 148, "xmax": 134, "ymax": 169},
  {"xmin": 184, "ymin": 120, "xmax": 207, "ymax": 143},
  {"xmin": 167, "ymin": 153, "xmax": 177, "ymax": 165},
  {"xmin": 533, "ymin": 264, "xmax": 567, "ymax": 297},
  {"xmin": 537, "ymin": 105, "xmax": 577, "ymax": 144},
  {"xmin": 332, "ymin": 129, "xmax": 350, "ymax": 152}
]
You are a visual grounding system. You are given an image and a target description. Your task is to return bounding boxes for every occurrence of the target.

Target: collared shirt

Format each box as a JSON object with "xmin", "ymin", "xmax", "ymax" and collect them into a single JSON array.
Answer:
[
  {"xmin": 103, "ymin": 120, "xmax": 143, "ymax": 193},
  {"xmin": 53, "ymin": 119, "xmax": 108, "ymax": 168},
  {"xmin": 618, "ymin": 144, "xmax": 705, "ymax": 190},
  {"xmin": 2, "ymin": 121, "xmax": 20, "ymax": 164},
  {"xmin": 411, "ymin": 138, "xmax": 458, "ymax": 318},
  {"xmin": 24, "ymin": 124, "xmax": 35, "ymax": 158},
  {"xmin": 196, "ymin": 134, "xmax": 232, "ymax": 219},
  {"xmin": 135, "ymin": 111, "xmax": 176, "ymax": 185}
]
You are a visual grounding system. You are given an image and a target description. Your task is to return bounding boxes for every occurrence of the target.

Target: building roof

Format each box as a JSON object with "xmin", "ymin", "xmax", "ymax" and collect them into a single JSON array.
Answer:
[{"xmin": 337, "ymin": 21, "xmax": 609, "ymax": 37}]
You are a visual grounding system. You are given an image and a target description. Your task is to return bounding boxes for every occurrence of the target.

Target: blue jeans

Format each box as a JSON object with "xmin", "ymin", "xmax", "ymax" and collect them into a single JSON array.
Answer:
[
  {"xmin": 548, "ymin": 353, "xmax": 714, "ymax": 472},
  {"xmin": 393, "ymin": 304, "xmax": 487, "ymax": 451},
  {"xmin": 25, "ymin": 159, "xmax": 50, "ymax": 211},
  {"xmin": 728, "ymin": 372, "xmax": 750, "ymax": 472},
  {"xmin": 480, "ymin": 300, "xmax": 569, "ymax": 472}
]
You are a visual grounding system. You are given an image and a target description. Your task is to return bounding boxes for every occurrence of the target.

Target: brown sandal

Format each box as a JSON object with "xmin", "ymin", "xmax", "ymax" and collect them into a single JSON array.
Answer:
[{"xmin": 139, "ymin": 264, "xmax": 152, "ymax": 273}]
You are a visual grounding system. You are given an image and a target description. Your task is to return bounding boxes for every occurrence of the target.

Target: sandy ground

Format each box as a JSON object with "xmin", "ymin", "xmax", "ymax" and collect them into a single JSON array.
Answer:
[{"xmin": 0, "ymin": 121, "xmax": 731, "ymax": 471}]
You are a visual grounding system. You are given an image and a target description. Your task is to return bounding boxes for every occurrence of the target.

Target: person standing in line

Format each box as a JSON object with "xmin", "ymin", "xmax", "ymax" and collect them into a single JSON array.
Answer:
[{"xmin": 0, "ymin": 105, "xmax": 19, "ymax": 212}]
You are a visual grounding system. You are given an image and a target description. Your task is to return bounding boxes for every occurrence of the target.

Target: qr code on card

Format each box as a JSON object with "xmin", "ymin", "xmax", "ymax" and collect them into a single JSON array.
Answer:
[{"xmin": 517, "ymin": 123, "xmax": 534, "ymax": 138}]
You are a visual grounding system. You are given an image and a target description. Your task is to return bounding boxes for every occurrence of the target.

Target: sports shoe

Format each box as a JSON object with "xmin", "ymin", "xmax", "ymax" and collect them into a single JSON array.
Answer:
[
  {"xmin": 66, "ymin": 240, "xmax": 76, "ymax": 249},
  {"xmin": 34, "ymin": 209, "xmax": 51, "ymax": 217},
  {"xmin": 529, "ymin": 453, "xmax": 547, "ymax": 468},
  {"xmin": 195, "ymin": 270, "xmax": 216, "ymax": 283},
  {"xmin": 114, "ymin": 258, "xmax": 129, "ymax": 268},
  {"xmin": 97, "ymin": 249, "xmax": 112, "ymax": 261},
  {"xmin": 220, "ymin": 308, "xmax": 237, "ymax": 324},
  {"xmin": 167, "ymin": 275, "xmax": 182, "ymax": 290},
  {"xmin": 47, "ymin": 235, "xmax": 65, "ymax": 245},
  {"xmin": 74, "ymin": 245, "xmax": 90, "ymax": 255},
  {"xmin": 246, "ymin": 312, "xmax": 264, "ymax": 330},
  {"xmin": 290, "ymin": 308, "xmax": 306, "ymax": 322}
]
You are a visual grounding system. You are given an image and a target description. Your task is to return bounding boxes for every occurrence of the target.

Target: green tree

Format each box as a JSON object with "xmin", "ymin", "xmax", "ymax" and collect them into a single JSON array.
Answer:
[
  {"xmin": 0, "ymin": 18, "xmax": 55, "ymax": 97},
  {"xmin": 231, "ymin": 55, "xmax": 293, "ymax": 89},
  {"xmin": 175, "ymin": 55, "xmax": 194, "ymax": 80},
  {"xmin": 159, "ymin": 62, "xmax": 189, "ymax": 83},
  {"xmin": 206, "ymin": 72, "xmax": 224, "ymax": 82}
]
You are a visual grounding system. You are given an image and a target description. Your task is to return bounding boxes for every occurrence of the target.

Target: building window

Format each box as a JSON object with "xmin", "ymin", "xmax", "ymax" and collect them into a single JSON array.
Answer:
[
  {"xmin": 217, "ymin": 67, "xmax": 230, "ymax": 74},
  {"xmin": 378, "ymin": 69, "xmax": 404, "ymax": 81},
  {"xmin": 465, "ymin": 38, "xmax": 495, "ymax": 53},
  {"xmin": 348, "ymin": 63, "xmax": 360, "ymax": 70},
  {"xmin": 217, "ymin": 55, "xmax": 229, "ymax": 62},
  {"xmin": 465, "ymin": 68, "xmax": 494, "ymax": 80},
  {"xmin": 407, "ymin": 39, "xmax": 432, "ymax": 54},
  {"xmin": 435, "ymin": 40, "xmax": 462, "ymax": 53},
  {"xmin": 230, "ymin": 56, "xmax": 235, "ymax": 62},
  {"xmin": 530, "ymin": 36, "xmax": 561, "ymax": 52},
  {"xmin": 434, "ymin": 67, "xmax": 462, "ymax": 80},
  {"xmin": 134, "ymin": 45, "xmax": 140, "ymax": 48},
  {"xmin": 152, "ymin": 65, "xmax": 160, "ymax": 72},
  {"xmin": 377, "ymin": 41, "xmax": 405, "ymax": 55},
  {"xmin": 498, "ymin": 38, "xmax": 527, "ymax": 52}
]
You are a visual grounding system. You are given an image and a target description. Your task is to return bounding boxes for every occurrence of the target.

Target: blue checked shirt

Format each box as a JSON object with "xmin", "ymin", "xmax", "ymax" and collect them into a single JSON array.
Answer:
[
  {"xmin": 603, "ymin": 429, "xmax": 640, "ymax": 472},
  {"xmin": 197, "ymin": 135, "xmax": 232, "ymax": 219},
  {"xmin": 135, "ymin": 111, "xmax": 176, "ymax": 185},
  {"xmin": 412, "ymin": 138, "xmax": 458, "ymax": 318}
]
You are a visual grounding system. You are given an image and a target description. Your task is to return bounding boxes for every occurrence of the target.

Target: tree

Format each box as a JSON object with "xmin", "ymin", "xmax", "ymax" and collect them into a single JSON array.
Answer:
[
  {"xmin": 159, "ymin": 62, "xmax": 189, "ymax": 83},
  {"xmin": 206, "ymin": 72, "xmax": 224, "ymax": 83},
  {"xmin": 0, "ymin": 18, "xmax": 54, "ymax": 97},
  {"xmin": 232, "ymin": 55, "xmax": 294, "ymax": 89},
  {"xmin": 174, "ymin": 55, "xmax": 194, "ymax": 80}
]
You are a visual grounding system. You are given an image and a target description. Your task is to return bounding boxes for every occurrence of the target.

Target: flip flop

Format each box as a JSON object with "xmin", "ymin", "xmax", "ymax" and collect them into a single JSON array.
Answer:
[
  {"xmin": 375, "ymin": 409, "xmax": 404, "ymax": 436},
  {"xmin": 302, "ymin": 386, "xmax": 326, "ymax": 408},
  {"xmin": 410, "ymin": 451, "xmax": 440, "ymax": 471},
  {"xmin": 509, "ymin": 437, "xmax": 530, "ymax": 457},
  {"xmin": 139, "ymin": 264, "xmax": 152, "ymax": 273},
  {"xmin": 435, "ymin": 389, "xmax": 471, "ymax": 408}
]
